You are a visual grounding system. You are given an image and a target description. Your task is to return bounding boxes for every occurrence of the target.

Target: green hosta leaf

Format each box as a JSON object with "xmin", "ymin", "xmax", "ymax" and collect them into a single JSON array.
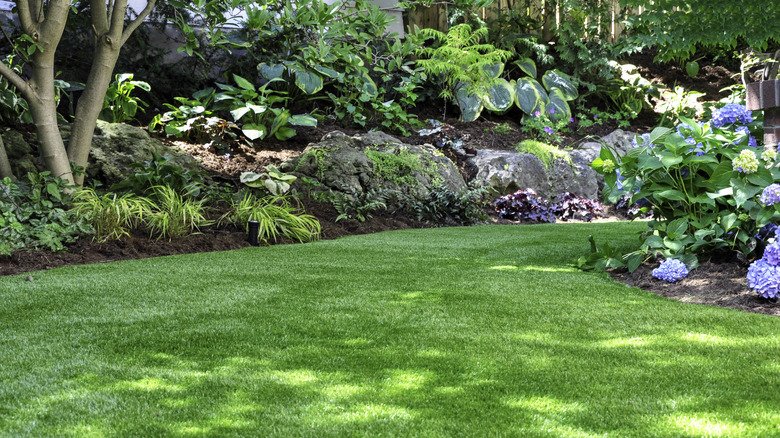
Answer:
[
  {"xmin": 546, "ymin": 88, "xmax": 572, "ymax": 121},
  {"xmin": 131, "ymin": 81, "xmax": 152, "ymax": 92},
  {"xmin": 455, "ymin": 85, "xmax": 484, "ymax": 122},
  {"xmin": 230, "ymin": 106, "xmax": 252, "ymax": 121},
  {"xmin": 121, "ymin": 100, "xmax": 138, "ymax": 117},
  {"xmin": 482, "ymin": 78, "xmax": 515, "ymax": 113},
  {"xmin": 232, "ymin": 74, "xmax": 255, "ymax": 91},
  {"xmin": 274, "ymin": 126, "xmax": 297, "ymax": 141},
  {"xmin": 288, "ymin": 115, "xmax": 318, "ymax": 127},
  {"xmin": 240, "ymin": 172, "xmax": 264, "ymax": 188},
  {"xmin": 312, "ymin": 65, "xmax": 341, "ymax": 79},
  {"xmin": 514, "ymin": 57, "xmax": 537, "ymax": 78},
  {"xmin": 242, "ymin": 123, "xmax": 267, "ymax": 140},
  {"xmin": 514, "ymin": 77, "xmax": 548, "ymax": 115},
  {"xmin": 542, "ymin": 70, "xmax": 578, "ymax": 101},
  {"xmin": 483, "ymin": 62, "xmax": 504, "ymax": 79},
  {"xmin": 294, "ymin": 70, "xmax": 324, "ymax": 95},
  {"xmin": 258, "ymin": 62, "xmax": 285, "ymax": 80}
]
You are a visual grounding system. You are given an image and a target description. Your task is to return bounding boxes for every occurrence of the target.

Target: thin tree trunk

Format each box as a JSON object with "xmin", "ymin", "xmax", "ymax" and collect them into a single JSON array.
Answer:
[{"xmin": 0, "ymin": 134, "xmax": 16, "ymax": 181}]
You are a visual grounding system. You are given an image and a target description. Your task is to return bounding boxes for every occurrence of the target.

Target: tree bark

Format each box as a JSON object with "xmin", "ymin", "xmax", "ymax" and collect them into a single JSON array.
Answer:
[{"xmin": 0, "ymin": 134, "xmax": 16, "ymax": 181}]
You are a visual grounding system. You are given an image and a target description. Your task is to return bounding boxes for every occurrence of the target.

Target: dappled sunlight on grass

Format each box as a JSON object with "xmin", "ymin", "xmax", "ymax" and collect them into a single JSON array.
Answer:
[{"xmin": 2, "ymin": 222, "xmax": 780, "ymax": 436}]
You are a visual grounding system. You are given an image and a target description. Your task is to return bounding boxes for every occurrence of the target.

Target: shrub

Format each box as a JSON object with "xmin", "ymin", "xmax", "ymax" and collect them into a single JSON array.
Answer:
[
  {"xmin": 494, "ymin": 189, "xmax": 556, "ymax": 223},
  {"xmin": 590, "ymin": 104, "xmax": 775, "ymax": 270},
  {"xmin": 407, "ymin": 183, "xmax": 489, "ymax": 224}
]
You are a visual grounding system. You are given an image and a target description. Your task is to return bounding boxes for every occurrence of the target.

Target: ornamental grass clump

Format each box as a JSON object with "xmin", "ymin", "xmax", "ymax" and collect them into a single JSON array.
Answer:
[
  {"xmin": 652, "ymin": 258, "xmax": 689, "ymax": 283},
  {"xmin": 587, "ymin": 103, "xmax": 780, "ymax": 272}
]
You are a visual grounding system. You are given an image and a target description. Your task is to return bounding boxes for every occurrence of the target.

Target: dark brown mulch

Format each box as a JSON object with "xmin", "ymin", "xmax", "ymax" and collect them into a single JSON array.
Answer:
[{"xmin": 612, "ymin": 261, "xmax": 780, "ymax": 317}]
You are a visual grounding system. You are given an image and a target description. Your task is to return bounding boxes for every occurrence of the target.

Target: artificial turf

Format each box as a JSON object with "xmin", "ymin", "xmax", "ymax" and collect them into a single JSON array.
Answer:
[{"xmin": 1, "ymin": 222, "xmax": 779, "ymax": 437}]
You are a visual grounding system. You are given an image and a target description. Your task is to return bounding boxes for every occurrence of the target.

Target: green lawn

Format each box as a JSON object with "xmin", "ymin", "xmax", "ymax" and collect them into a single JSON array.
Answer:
[{"xmin": 2, "ymin": 222, "xmax": 779, "ymax": 437}]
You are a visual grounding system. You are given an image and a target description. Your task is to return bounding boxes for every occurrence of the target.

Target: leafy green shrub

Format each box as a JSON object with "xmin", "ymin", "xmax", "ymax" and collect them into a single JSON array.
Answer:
[
  {"xmin": 0, "ymin": 173, "xmax": 93, "ymax": 254},
  {"xmin": 99, "ymin": 73, "xmax": 151, "ymax": 123},
  {"xmin": 220, "ymin": 193, "xmax": 321, "ymax": 243},
  {"xmin": 407, "ymin": 183, "xmax": 489, "ymax": 224},
  {"xmin": 145, "ymin": 186, "xmax": 212, "ymax": 240},
  {"xmin": 519, "ymin": 110, "xmax": 573, "ymax": 145},
  {"xmin": 590, "ymin": 105, "xmax": 774, "ymax": 270},
  {"xmin": 331, "ymin": 188, "xmax": 398, "ymax": 223},
  {"xmin": 72, "ymin": 188, "xmax": 151, "ymax": 242},
  {"xmin": 239, "ymin": 165, "xmax": 297, "ymax": 196}
]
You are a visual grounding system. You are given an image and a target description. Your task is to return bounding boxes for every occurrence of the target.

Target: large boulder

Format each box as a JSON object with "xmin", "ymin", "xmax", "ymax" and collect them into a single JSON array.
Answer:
[
  {"xmin": 465, "ymin": 129, "xmax": 638, "ymax": 200},
  {"xmin": 280, "ymin": 131, "xmax": 466, "ymax": 200},
  {"xmin": 84, "ymin": 121, "xmax": 207, "ymax": 186},
  {"xmin": 1, "ymin": 130, "xmax": 39, "ymax": 178}
]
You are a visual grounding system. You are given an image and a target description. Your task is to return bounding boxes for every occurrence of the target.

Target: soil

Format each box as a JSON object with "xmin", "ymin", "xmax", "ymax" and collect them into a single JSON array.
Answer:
[{"xmin": 5, "ymin": 51, "xmax": 778, "ymax": 318}]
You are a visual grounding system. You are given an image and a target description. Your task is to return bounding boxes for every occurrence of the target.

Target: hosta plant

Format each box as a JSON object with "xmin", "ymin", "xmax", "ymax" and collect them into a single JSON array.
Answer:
[{"xmin": 589, "ymin": 104, "xmax": 776, "ymax": 271}]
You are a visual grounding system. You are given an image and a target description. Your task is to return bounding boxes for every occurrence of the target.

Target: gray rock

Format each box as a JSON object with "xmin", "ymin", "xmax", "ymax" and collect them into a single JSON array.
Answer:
[
  {"xmin": 465, "ymin": 149, "xmax": 598, "ymax": 200},
  {"xmin": 87, "ymin": 121, "xmax": 207, "ymax": 186},
  {"xmin": 1, "ymin": 130, "xmax": 40, "ymax": 178},
  {"xmin": 282, "ymin": 131, "xmax": 466, "ymax": 201}
]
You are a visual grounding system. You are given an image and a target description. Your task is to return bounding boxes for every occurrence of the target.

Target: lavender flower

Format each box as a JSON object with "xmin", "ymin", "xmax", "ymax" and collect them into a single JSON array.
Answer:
[
  {"xmin": 761, "ymin": 184, "xmax": 780, "ymax": 206},
  {"xmin": 652, "ymin": 258, "xmax": 689, "ymax": 283},
  {"xmin": 549, "ymin": 108, "xmax": 556, "ymax": 115},
  {"xmin": 747, "ymin": 259, "xmax": 780, "ymax": 299},
  {"xmin": 534, "ymin": 111, "xmax": 541, "ymax": 117},
  {"xmin": 544, "ymin": 126, "xmax": 554, "ymax": 135},
  {"xmin": 711, "ymin": 103, "xmax": 753, "ymax": 128}
]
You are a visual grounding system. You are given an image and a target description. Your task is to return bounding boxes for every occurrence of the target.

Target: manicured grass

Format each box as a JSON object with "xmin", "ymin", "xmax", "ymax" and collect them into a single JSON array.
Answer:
[{"xmin": 2, "ymin": 222, "xmax": 779, "ymax": 437}]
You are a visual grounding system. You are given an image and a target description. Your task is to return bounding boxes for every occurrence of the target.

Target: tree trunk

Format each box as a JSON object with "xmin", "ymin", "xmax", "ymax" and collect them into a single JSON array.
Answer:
[
  {"xmin": 0, "ymin": 134, "xmax": 16, "ymax": 181},
  {"xmin": 67, "ymin": 40, "xmax": 122, "ymax": 186}
]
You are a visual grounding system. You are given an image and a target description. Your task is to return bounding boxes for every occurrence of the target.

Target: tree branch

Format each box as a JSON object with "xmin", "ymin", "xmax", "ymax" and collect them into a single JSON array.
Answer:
[
  {"xmin": 15, "ymin": 0, "xmax": 35, "ymax": 34},
  {"xmin": 109, "ymin": 0, "xmax": 129, "ymax": 39},
  {"xmin": 90, "ymin": 0, "xmax": 109, "ymax": 35},
  {"xmin": 122, "ymin": 0, "xmax": 157, "ymax": 46},
  {"xmin": 0, "ymin": 62, "xmax": 33, "ymax": 102}
]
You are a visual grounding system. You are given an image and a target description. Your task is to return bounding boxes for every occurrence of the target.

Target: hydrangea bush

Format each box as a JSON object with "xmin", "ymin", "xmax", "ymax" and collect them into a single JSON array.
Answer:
[
  {"xmin": 747, "ymin": 228, "xmax": 780, "ymax": 299},
  {"xmin": 590, "ymin": 104, "xmax": 780, "ymax": 270},
  {"xmin": 652, "ymin": 258, "xmax": 689, "ymax": 283}
]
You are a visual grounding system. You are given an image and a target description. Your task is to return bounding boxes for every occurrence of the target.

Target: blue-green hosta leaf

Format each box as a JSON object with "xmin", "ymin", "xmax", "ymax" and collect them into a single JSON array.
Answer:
[
  {"xmin": 242, "ymin": 123, "xmax": 267, "ymax": 140},
  {"xmin": 514, "ymin": 77, "xmax": 548, "ymax": 115},
  {"xmin": 288, "ymin": 115, "xmax": 318, "ymax": 127},
  {"xmin": 482, "ymin": 63, "xmax": 504, "ymax": 79},
  {"xmin": 232, "ymin": 74, "xmax": 255, "ymax": 92},
  {"xmin": 514, "ymin": 57, "xmax": 537, "ymax": 78},
  {"xmin": 239, "ymin": 172, "xmax": 264, "ymax": 188},
  {"xmin": 546, "ymin": 88, "xmax": 572, "ymax": 121},
  {"xmin": 455, "ymin": 85, "xmax": 484, "ymax": 122},
  {"xmin": 258, "ymin": 62, "xmax": 285, "ymax": 81},
  {"xmin": 294, "ymin": 70, "xmax": 324, "ymax": 95},
  {"xmin": 482, "ymin": 78, "xmax": 515, "ymax": 113},
  {"xmin": 542, "ymin": 70, "xmax": 578, "ymax": 101}
]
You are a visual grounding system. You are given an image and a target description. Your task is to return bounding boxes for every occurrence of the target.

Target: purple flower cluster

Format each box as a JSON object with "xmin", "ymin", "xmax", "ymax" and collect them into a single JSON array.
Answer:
[
  {"xmin": 760, "ymin": 184, "xmax": 780, "ymax": 206},
  {"xmin": 652, "ymin": 258, "xmax": 689, "ymax": 283},
  {"xmin": 711, "ymin": 103, "xmax": 753, "ymax": 128},
  {"xmin": 747, "ymin": 231, "xmax": 780, "ymax": 299},
  {"xmin": 735, "ymin": 126, "xmax": 758, "ymax": 148}
]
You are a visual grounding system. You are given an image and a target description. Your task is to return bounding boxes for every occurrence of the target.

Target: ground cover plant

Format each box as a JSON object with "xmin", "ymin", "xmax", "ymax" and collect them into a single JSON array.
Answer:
[{"xmin": 2, "ymin": 223, "xmax": 780, "ymax": 436}]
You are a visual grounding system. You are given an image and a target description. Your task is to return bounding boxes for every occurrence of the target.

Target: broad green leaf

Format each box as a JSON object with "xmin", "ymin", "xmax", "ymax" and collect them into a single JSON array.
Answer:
[
  {"xmin": 663, "ymin": 237, "xmax": 684, "ymax": 253},
  {"xmin": 258, "ymin": 63, "xmax": 285, "ymax": 80},
  {"xmin": 731, "ymin": 178, "xmax": 763, "ymax": 207},
  {"xmin": 660, "ymin": 154, "xmax": 683, "ymax": 168},
  {"xmin": 720, "ymin": 212, "xmax": 738, "ymax": 231},
  {"xmin": 455, "ymin": 85, "xmax": 484, "ymax": 122},
  {"xmin": 747, "ymin": 167, "xmax": 773, "ymax": 187},
  {"xmin": 482, "ymin": 78, "xmax": 515, "ymax": 113},
  {"xmin": 288, "ymin": 115, "xmax": 318, "ymax": 127},
  {"xmin": 239, "ymin": 172, "xmax": 264, "ymax": 188},
  {"xmin": 643, "ymin": 234, "xmax": 665, "ymax": 249},
  {"xmin": 637, "ymin": 153, "xmax": 664, "ymax": 171},
  {"xmin": 132, "ymin": 81, "xmax": 152, "ymax": 92},
  {"xmin": 666, "ymin": 217, "xmax": 688, "ymax": 239},
  {"xmin": 546, "ymin": 88, "xmax": 572, "ymax": 121},
  {"xmin": 247, "ymin": 103, "xmax": 266, "ymax": 114},
  {"xmin": 121, "ymin": 100, "xmax": 138, "ymax": 117},
  {"xmin": 230, "ymin": 106, "xmax": 252, "ymax": 121},
  {"xmin": 294, "ymin": 70, "xmax": 324, "ymax": 95},
  {"xmin": 242, "ymin": 123, "xmax": 267, "ymax": 140},
  {"xmin": 361, "ymin": 73, "xmax": 378, "ymax": 97},
  {"xmin": 514, "ymin": 57, "xmax": 537, "ymax": 78},
  {"xmin": 274, "ymin": 126, "xmax": 297, "ymax": 140},
  {"xmin": 232, "ymin": 74, "xmax": 255, "ymax": 91},
  {"xmin": 656, "ymin": 189, "xmax": 686, "ymax": 202},
  {"xmin": 649, "ymin": 126, "xmax": 672, "ymax": 144},
  {"xmin": 542, "ymin": 70, "xmax": 578, "ymax": 101},
  {"xmin": 514, "ymin": 77, "xmax": 548, "ymax": 115},
  {"xmin": 482, "ymin": 63, "xmax": 504, "ymax": 79},
  {"xmin": 312, "ymin": 65, "xmax": 341, "ymax": 79}
]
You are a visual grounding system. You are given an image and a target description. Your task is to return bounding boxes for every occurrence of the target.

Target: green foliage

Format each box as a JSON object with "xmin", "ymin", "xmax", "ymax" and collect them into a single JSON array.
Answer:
[
  {"xmin": 0, "ymin": 56, "xmax": 32, "ymax": 124},
  {"xmin": 240, "ymin": 165, "xmax": 297, "ymax": 196},
  {"xmin": 72, "ymin": 188, "xmax": 151, "ymax": 242},
  {"xmin": 623, "ymin": 0, "xmax": 780, "ymax": 62},
  {"xmin": 144, "ymin": 185, "xmax": 212, "ymax": 240},
  {"xmin": 150, "ymin": 87, "xmax": 239, "ymax": 143},
  {"xmin": 331, "ymin": 188, "xmax": 397, "ymax": 223},
  {"xmin": 591, "ymin": 113, "xmax": 775, "ymax": 269},
  {"xmin": 220, "ymin": 193, "xmax": 321, "ymax": 243},
  {"xmin": 99, "ymin": 73, "xmax": 151, "ymax": 123},
  {"xmin": 515, "ymin": 140, "xmax": 572, "ymax": 171},
  {"xmin": 0, "ymin": 173, "xmax": 93, "ymax": 255},
  {"xmin": 590, "ymin": 63, "xmax": 657, "ymax": 120},
  {"xmin": 512, "ymin": 58, "xmax": 578, "ymax": 122},
  {"xmin": 406, "ymin": 182, "xmax": 489, "ymax": 224},
  {"xmin": 656, "ymin": 86, "xmax": 705, "ymax": 127},
  {"xmin": 574, "ymin": 105, "xmax": 632, "ymax": 132},
  {"xmin": 110, "ymin": 151, "xmax": 208, "ymax": 199},
  {"xmin": 365, "ymin": 148, "xmax": 428, "ymax": 188},
  {"xmin": 519, "ymin": 110, "xmax": 573, "ymax": 145},
  {"xmin": 415, "ymin": 23, "xmax": 511, "ymax": 121}
]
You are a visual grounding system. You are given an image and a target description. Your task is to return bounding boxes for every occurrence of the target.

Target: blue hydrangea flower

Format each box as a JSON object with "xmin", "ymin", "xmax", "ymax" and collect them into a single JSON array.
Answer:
[
  {"xmin": 711, "ymin": 103, "xmax": 753, "ymax": 128},
  {"xmin": 747, "ymin": 259, "xmax": 780, "ymax": 299},
  {"xmin": 652, "ymin": 258, "xmax": 689, "ymax": 283},
  {"xmin": 676, "ymin": 122, "xmax": 695, "ymax": 137},
  {"xmin": 632, "ymin": 133, "xmax": 652, "ymax": 148},
  {"xmin": 763, "ymin": 241, "xmax": 780, "ymax": 266},
  {"xmin": 761, "ymin": 184, "xmax": 780, "ymax": 206},
  {"xmin": 736, "ymin": 126, "xmax": 759, "ymax": 148}
]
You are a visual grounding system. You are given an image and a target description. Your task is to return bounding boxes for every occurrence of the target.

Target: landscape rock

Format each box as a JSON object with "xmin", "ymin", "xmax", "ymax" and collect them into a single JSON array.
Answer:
[
  {"xmin": 1, "ymin": 130, "xmax": 39, "ymax": 178},
  {"xmin": 281, "ymin": 131, "xmax": 466, "ymax": 200},
  {"xmin": 86, "ymin": 121, "xmax": 207, "ymax": 186}
]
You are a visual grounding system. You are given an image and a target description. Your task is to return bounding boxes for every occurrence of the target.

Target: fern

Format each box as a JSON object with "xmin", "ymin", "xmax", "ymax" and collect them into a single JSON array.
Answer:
[{"xmin": 415, "ymin": 24, "xmax": 511, "ymax": 101}]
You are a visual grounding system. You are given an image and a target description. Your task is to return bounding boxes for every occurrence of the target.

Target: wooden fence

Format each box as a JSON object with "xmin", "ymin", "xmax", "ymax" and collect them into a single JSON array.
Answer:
[{"xmin": 407, "ymin": 0, "xmax": 641, "ymax": 42}]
